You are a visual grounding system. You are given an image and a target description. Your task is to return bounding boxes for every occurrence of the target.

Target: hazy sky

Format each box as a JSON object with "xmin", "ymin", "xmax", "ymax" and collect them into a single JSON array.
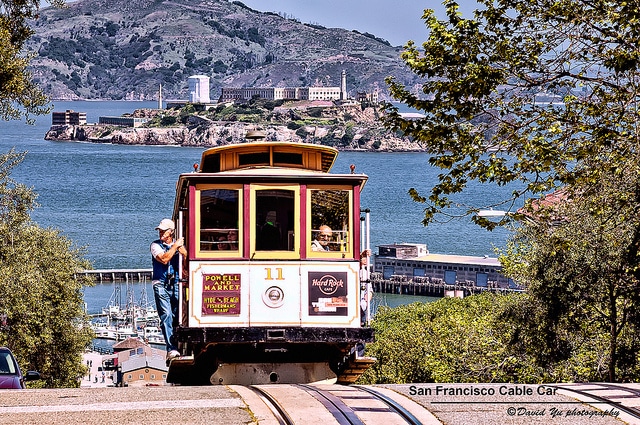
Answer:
[{"xmin": 238, "ymin": 0, "xmax": 477, "ymax": 47}]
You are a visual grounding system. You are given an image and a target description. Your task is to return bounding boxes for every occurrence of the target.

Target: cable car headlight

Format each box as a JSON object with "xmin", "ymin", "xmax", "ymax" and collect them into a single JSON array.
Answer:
[{"xmin": 263, "ymin": 286, "xmax": 285, "ymax": 308}]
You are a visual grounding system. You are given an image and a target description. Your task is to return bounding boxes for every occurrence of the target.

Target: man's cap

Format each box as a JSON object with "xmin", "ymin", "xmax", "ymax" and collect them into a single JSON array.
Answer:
[{"xmin": 155, "ymin": 218, "xmax": 175, "ymax": 231}]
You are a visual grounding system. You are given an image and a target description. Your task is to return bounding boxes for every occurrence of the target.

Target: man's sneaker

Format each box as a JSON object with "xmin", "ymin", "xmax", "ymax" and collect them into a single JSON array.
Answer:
[{"xmin": 166, "ymin": 350, "xmax": 180, "ymax": 361}]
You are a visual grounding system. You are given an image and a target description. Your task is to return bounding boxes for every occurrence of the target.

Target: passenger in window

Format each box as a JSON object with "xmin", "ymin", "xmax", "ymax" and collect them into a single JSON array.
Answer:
[
  {"xmin": 228, "ymin": 229, "xmax": 238, "ymax": 250},
  {"xmin": 258, "ymin": 211, "xmax": 280, "ymax": 250},
  {"xmin": 216, "ymin": 229, "xmax": 238, "ymax": 250},
  {"xmin": 311, "ymin": 225, "xmax": 333, "ymax": 251},
  {"xmin": 217, "ymin": 236, "xmax": 229, "ymax": 250}
]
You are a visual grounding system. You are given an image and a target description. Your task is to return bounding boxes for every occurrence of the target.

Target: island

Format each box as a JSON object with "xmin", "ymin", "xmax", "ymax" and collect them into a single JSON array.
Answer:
[{"xmin": 44, "ymin": 100, "xmax": 425, "ymax": 152}]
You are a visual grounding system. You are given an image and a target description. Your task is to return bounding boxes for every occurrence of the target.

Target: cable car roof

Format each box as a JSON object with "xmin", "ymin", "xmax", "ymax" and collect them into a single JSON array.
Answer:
[{"xmin": 198, "ymin": 141, "xmax": 338, "ymax": 174}]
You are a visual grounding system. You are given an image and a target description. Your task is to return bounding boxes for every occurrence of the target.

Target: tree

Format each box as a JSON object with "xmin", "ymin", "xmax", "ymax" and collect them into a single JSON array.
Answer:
[
  {"xmin": 0, "ymin": 149, "xmax": 94, "ymax": 387},
  {"xmin": 0, "ymin": 0, "xmax": 65, "ymax": 122},
  {"xmin": 382, "ymin": 0, "xmax": 640, "ymax": 382},
  {"xmin": 383, "ymin": 0, "xmax": 640, "ymax": 226},
  {"xmin": 499, "ymin": 173, "xmax": 640, "ymax": 382}
]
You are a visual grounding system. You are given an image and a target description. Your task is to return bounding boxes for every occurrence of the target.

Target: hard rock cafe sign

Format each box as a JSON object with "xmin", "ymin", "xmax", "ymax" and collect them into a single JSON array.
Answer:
[{"xmin": 308, "ymin": 271, "xmax": 348, "ymax": 316}]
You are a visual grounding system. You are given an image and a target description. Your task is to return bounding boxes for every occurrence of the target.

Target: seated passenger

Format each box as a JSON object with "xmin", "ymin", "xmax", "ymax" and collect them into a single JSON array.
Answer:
[
  {"xmin": 228, "ymin": 229, "xmax": 238, "ymax": 250},
  {"xmin": 217, "ymin": 229, "xmax": 238, "ymax": 251},
  {"xmin": 217, "ymin": 236, "xmax": 229, "ymax": 250},
  {"xmin": 311, "ymin": 225, "xmax": 333, "ymax": 251}
]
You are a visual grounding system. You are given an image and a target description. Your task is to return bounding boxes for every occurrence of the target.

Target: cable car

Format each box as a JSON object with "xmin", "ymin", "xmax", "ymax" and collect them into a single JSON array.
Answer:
[{"xmin": 166, "ymin": 135, "xmax": 374, "ymax": 385}]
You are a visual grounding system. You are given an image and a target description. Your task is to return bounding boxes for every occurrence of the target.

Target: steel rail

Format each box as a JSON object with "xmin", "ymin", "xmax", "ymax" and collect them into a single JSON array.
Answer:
[
  {"xmin": 554, "ymin": 383, "xmax": 640, "ymax": 421},
  {"xmin": 248, "ymin": 385, "xmax": 296, "ymax": 425},
  {"xmin": 296, "ymin": 384, "xmax": 366, "ymax": 425},
  {"xmin": 353, "ymin": 385, "xmax": 424, "ymax": 425}
]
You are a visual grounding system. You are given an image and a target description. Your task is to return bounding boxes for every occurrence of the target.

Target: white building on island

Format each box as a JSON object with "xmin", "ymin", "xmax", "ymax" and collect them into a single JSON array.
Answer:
[{"xmin": 188, "ymin": 75, "xmax": 211, "ymax": 103}]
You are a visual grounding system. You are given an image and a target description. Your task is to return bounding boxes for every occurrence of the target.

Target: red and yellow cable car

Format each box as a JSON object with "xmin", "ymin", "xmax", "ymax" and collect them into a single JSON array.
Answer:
[{"xmin": 167, "ymin": 136, "xmax": 374, "ymax": 385}]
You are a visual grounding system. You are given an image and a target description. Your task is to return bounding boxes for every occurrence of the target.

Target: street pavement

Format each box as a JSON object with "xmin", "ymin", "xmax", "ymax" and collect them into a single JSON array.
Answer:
[
  {"xmin": 0, "ymin": 382, "xmax": 635, "ymax": 425},
  {"xmin": 2, "ymin": 353, "xmax": 633, "ymax": 425}
]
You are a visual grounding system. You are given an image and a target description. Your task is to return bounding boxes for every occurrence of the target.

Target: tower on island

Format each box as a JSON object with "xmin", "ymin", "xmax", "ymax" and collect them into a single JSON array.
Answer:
[{"xmin": 188, "ymin": 75, "xmax": 211, "ymax": 104}]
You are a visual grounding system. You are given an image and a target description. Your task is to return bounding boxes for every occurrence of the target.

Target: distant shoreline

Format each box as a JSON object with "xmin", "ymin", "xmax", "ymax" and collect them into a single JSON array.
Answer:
[
  {"xmin": 45, "ymin": 101, "xmax": 427, "ymax": 151},
  {"xmin": 43, "ymin": 123, "xmax": 427, "ymax": 152}
]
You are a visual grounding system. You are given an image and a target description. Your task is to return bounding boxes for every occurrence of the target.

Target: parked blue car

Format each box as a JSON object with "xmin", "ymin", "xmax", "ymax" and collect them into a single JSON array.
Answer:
[{"xmin": 0, "ymin": 347, "xmax": 41, "ymax": 389}]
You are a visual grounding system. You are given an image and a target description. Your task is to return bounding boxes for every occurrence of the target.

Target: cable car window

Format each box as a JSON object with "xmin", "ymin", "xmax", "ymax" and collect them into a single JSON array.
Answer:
[
  {"xmin": 239, "ymin": 152, "xmax": 269, "ymax": 166},
  {"xmin": 200, "ymin": 153, "xmax": 220, "ymax": 173},
  {"xmin": 310, "ymin": 189, "xmax": 350, "ymax": 253},
  {"xmin": 273, "ymin": 152, "xmax": 303, "ymax": 165},
  {"xmin": 200, "ymin": 188, "xmax": 240, "ymax": 252},
  {"xmin": 256, "ymin": 189, "xmax": 294, "ymax": 251}
]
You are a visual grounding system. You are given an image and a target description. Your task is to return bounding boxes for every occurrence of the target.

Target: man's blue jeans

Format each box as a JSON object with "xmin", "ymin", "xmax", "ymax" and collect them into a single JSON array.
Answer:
[{"xmin": 153, "ymin": 280, "xmax": 179, "ymax": 352}]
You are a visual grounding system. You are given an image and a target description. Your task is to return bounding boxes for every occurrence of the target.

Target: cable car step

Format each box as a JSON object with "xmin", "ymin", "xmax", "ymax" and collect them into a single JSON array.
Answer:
[{"xmin": 336, "ymin": 355, "xmax": 376, "ymax": 385}]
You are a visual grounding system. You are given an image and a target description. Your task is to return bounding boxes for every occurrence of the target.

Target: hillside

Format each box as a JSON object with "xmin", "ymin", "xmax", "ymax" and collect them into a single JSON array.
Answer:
[{"xmin": 27, "ymin": 0, "xmax": 423, "ymax": 101}]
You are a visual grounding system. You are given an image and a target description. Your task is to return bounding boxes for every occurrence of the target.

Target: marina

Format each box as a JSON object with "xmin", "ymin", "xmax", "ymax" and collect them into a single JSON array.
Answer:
[{"xmin": 88, "ymin": 278, "xmax": 166, "ymax": 347}]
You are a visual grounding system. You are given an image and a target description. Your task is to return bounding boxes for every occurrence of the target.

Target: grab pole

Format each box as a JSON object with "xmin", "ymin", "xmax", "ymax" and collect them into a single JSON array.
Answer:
[
  {"xmin": 360, "ymin": 208, "xmax": 371, "ymax": 326},
  {"xmin": 177, "ymin": 210, "xmax": 184, "ymax": 327}
]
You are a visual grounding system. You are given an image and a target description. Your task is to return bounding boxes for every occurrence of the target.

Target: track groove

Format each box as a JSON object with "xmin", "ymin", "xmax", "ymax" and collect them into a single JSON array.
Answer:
[
  {"xmin": 555, "ymin": 382, "xmax": 640, "ymax": 421},
  {"xmin": 249, "ymin": 385, "xmax": 296, "ymax": 425}
]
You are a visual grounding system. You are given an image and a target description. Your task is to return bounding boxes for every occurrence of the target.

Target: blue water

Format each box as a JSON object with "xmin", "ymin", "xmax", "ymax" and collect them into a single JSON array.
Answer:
[{"xmin": 1, "ymin": 100, "xmax": 519, "ymax": 310}]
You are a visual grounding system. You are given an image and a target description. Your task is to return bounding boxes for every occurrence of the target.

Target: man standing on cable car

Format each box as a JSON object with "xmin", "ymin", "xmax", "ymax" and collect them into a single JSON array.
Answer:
[{"xmin": 150, "ymin": 218, "xmax": 187, "ymax": 361}]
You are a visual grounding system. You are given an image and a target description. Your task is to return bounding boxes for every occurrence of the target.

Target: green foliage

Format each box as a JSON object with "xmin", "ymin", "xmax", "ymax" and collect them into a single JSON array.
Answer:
[
  {"xmin": 360, "ymin": 292, "xmax": 627, "ymax": 384},
  {"xmin": 384, "ymin": 0, "xmax": 640, "ymax": 224},
  {"xmin": 360, "ymin": 294, "xmax": 544, "ymax": 384},
  {"xmin": 246, "ymin": 27, "xmax": 266, "ymax": 46},
  {"xmin": 212, "ymin": 59, "xmax": 228, "ymax": 74},
  {"xmin": 0, "ymin": 149, "xmax": 93, "ymax": 387},
  {"xmin": 307, "ymin": 107, "xmax": 323, "ymax": 118},
  {"xmin": 0, "ymin": 0, "xmax": 65, "ymax": 122},
  {"xmin": 500, "ymin": 172, "xmax": 640, "ymax": 382},
  {"xmin": 178, "ymin": 103, "xmax": 196, "ymax": 124},
  {"xmin": 160, "ymin": 115, "xmax": 177, "ymax": 126},
  {"xmin": 40, "ymin": 33, "xmax": 152, "ymax": 71},
  {"xmin": 379, "ymin": 0, "xmax": 640, "ymax": 383},
  {"xmin": 262, "ymin": 99, "xmax": 284, "ymax": 110}
]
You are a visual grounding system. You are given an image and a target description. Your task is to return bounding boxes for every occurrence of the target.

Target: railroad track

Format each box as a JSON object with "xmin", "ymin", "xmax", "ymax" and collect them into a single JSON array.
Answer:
[
  {"xmin": 246, "ymin": 384, "xmax": 435, "ymax": 425},
  {"xmin": 555, "ymin": 382, "xmax": 640, "ymax": 423}
]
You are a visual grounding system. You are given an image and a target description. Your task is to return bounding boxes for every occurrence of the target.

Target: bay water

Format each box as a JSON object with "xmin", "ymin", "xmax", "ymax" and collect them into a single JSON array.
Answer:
[{"xmin": 1, "ymin": 101, "xmax": 516, "ymax": 314}]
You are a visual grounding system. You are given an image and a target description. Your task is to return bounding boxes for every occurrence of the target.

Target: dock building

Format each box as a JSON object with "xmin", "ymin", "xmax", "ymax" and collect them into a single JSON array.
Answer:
[{"xmin": 373, "ymin": 243, "xmax": 515, "ymax": 288}]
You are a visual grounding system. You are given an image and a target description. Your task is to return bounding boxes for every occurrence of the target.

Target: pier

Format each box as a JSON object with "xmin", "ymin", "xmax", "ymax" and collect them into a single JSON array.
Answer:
[
  {"xmin": 76, "ymin": 268, "xmax": 522, "ymax": 299},
  {"xmin": 370, "ymin": 273, "xmax": 523, "ymax": 298},
  {"xmin": 77, "ymin": 269, "xmax": 152, "ymax": 284}
]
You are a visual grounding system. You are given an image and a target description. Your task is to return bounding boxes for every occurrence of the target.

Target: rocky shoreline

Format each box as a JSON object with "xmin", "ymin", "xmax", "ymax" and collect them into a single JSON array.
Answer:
[{"xmin": 44, "ymin": 103, "xmax": 426, "ymax": 152}]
